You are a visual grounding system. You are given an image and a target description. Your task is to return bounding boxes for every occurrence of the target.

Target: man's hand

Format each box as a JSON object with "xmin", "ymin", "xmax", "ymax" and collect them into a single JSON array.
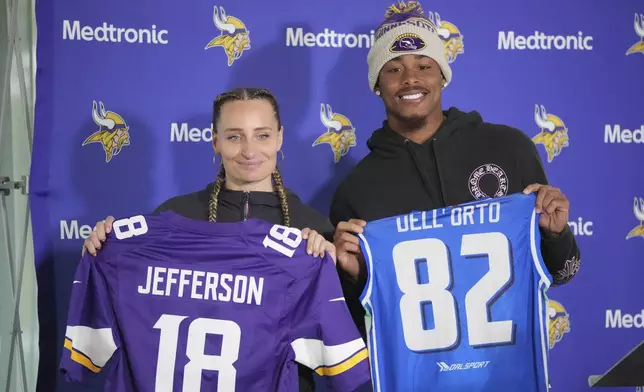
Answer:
[
  {"xmin": 523, "ymin": 184, "xmax": 569, "ymax": 236},
  {"xmin": 333, "ymin": 219, "xmax": 367, "ymax": 280}
]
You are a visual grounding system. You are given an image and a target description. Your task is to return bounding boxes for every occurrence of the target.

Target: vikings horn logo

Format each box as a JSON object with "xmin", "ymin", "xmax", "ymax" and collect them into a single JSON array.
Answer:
[
  {"xmin": 548, "ymin": 300, "xmax": 571, "ymax": 349},
  {"xmin": 427, "ymin": 12, "xmax": 464, "ymax": 63},
  {"xmin": 626, "ymin": 197, "xmax": 644, "ymax": 240},
  {"xmin": 205, "ymin": 6, "xmax": 251, "ymax": 66},
  {"xmin": 626, "ymin": 13, "xmax": 644, "ymax": 55},
  {"xmin": 82, "ymin": 101, "xmax": 130, "ymax": 163},
  {"xmin": 532, "ymin": 105, "xmax": 569, "ymax": 163},
  {"xmin": 313, "ymin": 104, "xmax": 357, "ymax": 163}
]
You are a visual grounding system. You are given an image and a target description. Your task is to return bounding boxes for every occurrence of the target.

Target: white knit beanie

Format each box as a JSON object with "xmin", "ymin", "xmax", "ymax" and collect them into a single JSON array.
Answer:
[{"xmin": 367, "ymin": 1, "xmax": 452, "ymax": 92}]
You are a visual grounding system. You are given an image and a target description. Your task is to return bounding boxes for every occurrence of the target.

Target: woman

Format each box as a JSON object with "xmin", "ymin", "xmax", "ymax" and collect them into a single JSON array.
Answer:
[{"xmin": 83, "ymin": 87, "xmax": 336, "ymax": 392}]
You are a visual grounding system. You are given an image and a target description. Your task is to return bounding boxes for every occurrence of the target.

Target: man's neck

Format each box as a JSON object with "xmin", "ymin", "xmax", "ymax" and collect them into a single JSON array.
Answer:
[{"xmin": 389, "ymin": 110, "xmax": 445, "ymax": 144}]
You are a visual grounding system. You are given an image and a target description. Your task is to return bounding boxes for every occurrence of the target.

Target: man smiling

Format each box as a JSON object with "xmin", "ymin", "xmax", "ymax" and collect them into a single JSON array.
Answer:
[{"xmin": 331, "ymin": 0, "xmax": 581, "ymax": 336}]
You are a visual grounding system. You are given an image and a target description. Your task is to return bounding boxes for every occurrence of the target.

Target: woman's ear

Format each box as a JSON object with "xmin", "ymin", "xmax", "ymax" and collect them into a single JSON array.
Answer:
[
  {"xmin": 212, "ymin": 132, "xmax": 219, "ymax": 154},
  {"xmin": 277, "ymin": 126, "xmax": 284, "ymax": 152}
]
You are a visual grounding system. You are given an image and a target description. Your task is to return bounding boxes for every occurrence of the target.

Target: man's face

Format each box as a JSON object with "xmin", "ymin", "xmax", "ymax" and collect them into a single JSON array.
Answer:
[{"xmin": 377, "ymin": 55, "xmax": 443, "ymax": 130}]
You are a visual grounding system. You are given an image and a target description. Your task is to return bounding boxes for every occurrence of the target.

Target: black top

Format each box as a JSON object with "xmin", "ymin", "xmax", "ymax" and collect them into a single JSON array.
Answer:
[
  {"xmin": 153, "ymin": 182, "xmax": 333, "ymax": 392},
  {"xmin": 330, "ymin": 106, "xmax": 581, "ymax": 333},
  {"xmin": 154, "ymin": 183, "xmax": 334, "ymax": 238}
]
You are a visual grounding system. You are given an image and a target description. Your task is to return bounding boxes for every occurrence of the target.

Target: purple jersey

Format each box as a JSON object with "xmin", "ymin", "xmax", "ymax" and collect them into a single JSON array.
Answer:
[{"xmin": 59, "ymin": 211, "xmax": 371, "ymax": 392}]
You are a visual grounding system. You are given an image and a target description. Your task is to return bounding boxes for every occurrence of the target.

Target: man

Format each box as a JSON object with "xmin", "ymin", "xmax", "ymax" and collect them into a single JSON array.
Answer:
[{"xmin": 330, "ymin": 0, "xmax": 580, "ymax": 336}]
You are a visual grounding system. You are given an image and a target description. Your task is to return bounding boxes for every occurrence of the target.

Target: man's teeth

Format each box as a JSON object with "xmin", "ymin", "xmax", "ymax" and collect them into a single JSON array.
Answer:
[{"xmin": 401, "ymin": 93, "xmax": 424, "ymax": 100}]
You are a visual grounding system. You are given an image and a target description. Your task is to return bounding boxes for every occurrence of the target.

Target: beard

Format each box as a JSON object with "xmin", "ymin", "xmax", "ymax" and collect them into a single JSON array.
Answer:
[{"xmin": 386, "ymin": 107, "xmax": 428, "ymax": 132}]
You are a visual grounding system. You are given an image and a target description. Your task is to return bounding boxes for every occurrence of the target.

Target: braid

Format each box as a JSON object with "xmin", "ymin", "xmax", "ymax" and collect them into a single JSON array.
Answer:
[
  {"xmin": 272, "ymin": 169, "xmax": 290, "ymax": 226},
  {"xmin": 209, "ymin": 165, "xmax": 226, "ymax": 222}
]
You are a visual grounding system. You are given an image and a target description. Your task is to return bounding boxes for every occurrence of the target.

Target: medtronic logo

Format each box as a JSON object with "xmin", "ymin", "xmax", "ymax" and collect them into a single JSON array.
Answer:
[
  {"xmin": 605, "ymin": 309, "xmax": 644, "ymax": 328},
  {"xmin": 604, "ymin": 124, "xmax": 644, "ymax": 144},
  {"xmin": 60, "ymin": 220, "xmax": 93, "ymax": 240},
  {"xmin": 498, "ymin": 31, "xmax": 593, "ymax": 51},
  {"xmin": 62, "ymin": 20, "xmax": 169, "ymax": 44},
  {"xmin": 170, "ymin": 122, "xmax": 213, "ymax": 143},
  {"xmin": 285, "ymin": 28, "xmax": 375, "ymax": 48},
  {"xmin": 568, "ymin": 217, "xmax": 593, "ymax": 236}
]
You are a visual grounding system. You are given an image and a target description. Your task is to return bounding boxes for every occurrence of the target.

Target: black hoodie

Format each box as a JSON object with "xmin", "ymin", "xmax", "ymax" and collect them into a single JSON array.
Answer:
[
  {"xmin": 154, "ymin": 183, "xmax": 334, "ymax": 238},
  {"xmin": 153, "ymin": 183, "xmax": 334, "ymax": 392},
  {"xmin": 331, "ymin": 106, "xmax": 580, "ymax": 286}
]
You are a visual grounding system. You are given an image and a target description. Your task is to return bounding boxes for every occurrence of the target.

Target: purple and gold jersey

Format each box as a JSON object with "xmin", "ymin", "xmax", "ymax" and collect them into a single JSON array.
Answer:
[{"xmin": 59, "ymin": 211, "xmax": 371, "ymax": 392}]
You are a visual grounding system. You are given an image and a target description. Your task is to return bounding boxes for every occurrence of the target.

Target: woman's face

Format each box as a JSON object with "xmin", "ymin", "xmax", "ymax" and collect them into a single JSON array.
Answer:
[{"xmin": 213, "ymin": 99, "xmax": 283, "ymax": 191}]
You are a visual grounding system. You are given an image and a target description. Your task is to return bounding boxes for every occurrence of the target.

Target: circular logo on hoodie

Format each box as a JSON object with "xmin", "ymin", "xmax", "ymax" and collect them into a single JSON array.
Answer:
[
  {"xmin": 468, "ymin": 164, "xmax": 508, "ymax": 199},
  {"xmin": 389, "ymin": 33, "xmax": 427, "ymax": 53}
]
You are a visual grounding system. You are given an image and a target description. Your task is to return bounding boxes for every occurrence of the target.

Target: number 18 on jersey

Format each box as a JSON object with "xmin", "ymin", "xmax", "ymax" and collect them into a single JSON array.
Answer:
[{"xmin": 358, "ymin": 193, "xmax": 552, "ymax": 392}]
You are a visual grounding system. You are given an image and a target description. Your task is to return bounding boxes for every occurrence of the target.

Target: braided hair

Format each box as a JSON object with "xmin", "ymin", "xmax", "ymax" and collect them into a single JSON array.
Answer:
[{"xmin": 208, "ymin": 88, "xmax": 290, "ymax": 226}]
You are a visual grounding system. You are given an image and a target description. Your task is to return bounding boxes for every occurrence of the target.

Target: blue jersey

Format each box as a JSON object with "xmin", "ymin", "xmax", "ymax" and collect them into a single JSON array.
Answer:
[{"xmin": 358, "ymin": 193, "xmax": 552, "ymax": 392}]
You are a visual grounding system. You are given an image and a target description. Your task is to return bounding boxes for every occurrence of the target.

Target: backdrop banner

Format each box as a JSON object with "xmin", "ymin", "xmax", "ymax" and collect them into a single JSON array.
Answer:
[{"xmin": 30, "ymin": 0, "xmax": 644, "ymax": 390}]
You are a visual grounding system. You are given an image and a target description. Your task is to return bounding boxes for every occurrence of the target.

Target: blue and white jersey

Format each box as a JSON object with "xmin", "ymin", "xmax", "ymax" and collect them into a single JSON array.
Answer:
[{"xmin": 358, "ymin": 193, "xmax": 552, "ymax": 392}]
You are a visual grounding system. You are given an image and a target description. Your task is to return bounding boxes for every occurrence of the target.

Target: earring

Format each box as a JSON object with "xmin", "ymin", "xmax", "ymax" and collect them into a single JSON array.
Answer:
[
  {"xmin": 375, "ymin": 90, "xmax": 381, "ymax": 96},
  {"xmin": 212, "ymin": 155, "xmax": 217, "ymax": 165}
]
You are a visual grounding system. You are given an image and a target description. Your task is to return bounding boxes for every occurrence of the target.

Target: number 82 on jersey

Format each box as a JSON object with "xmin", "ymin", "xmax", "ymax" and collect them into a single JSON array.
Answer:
[{"xmin": 393, "ymin": 232, "xmax": 515, "ymax": 352}]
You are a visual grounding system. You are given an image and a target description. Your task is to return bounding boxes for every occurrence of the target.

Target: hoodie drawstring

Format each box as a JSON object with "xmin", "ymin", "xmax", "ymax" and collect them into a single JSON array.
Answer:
[{"xmin": 404, "ymin": 139, "xmax": 439, "ymax": 204}]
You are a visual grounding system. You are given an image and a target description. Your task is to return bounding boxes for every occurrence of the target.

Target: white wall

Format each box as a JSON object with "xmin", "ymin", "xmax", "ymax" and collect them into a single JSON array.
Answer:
[{"xmin": 0, "ymin": 0, "xmax": 40, "ymax": 390}]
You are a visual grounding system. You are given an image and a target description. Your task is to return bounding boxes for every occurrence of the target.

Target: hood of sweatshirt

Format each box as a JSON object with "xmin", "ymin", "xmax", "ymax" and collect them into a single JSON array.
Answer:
[{"xmin": 366, "ymin": 107, "xmax": 483, "ymax": 158}]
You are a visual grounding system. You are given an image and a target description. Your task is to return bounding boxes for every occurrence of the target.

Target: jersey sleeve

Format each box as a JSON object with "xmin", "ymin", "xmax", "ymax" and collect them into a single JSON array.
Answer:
[
  {"xmin": 289, "ymin": 254, "xmax": 371, "ymax": 391},
  {"xmin": 59, "ymin": 251, "xmax": 119, "ymax": 383}
]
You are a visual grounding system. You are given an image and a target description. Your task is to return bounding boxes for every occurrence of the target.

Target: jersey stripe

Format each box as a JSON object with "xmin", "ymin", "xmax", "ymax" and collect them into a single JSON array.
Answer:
[
  {"xmin": 291, "ymin": 337, "xmax": 367, "ymax": 375},
  {"xmin": 357, "ymin": 233, "xmax": 374, "ymax": 305},
  {"xmin": 64, "ymin": 325, "xmax": 117, "ymax": 371},
  {"xmin": 313, "ymin": 348, "xmax": 369, "ymax": 376},
  {"xmin": 529, "ymin": 208, "xmax": 552, "ymax": 287},
  {"xmin": 538, "ymin": 281, "xmax": 550, "ymax": 390},
  {"xmin": 363, "ymin": 301, "xmax": 382, "ymax": 392},
  {"xmin": 358, "ymin": 234, "xmax": 382, "ymax": 390},
  {"xmin": 529, "ymin": 207, "xmax": 552, "ymax": 390},
  {"xmin": 63, "ymin": 338, "xmax": 101, "ymax": 373}
]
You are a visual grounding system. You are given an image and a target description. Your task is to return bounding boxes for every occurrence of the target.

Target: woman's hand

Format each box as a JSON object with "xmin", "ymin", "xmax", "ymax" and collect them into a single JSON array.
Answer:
[
  {"xmin": 302, "ymin": 228, "xmax": 337, "ymax": 264},
  {"xmin": 83, "ymin": 215, "xmax": 115, "ymax": 256}
]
